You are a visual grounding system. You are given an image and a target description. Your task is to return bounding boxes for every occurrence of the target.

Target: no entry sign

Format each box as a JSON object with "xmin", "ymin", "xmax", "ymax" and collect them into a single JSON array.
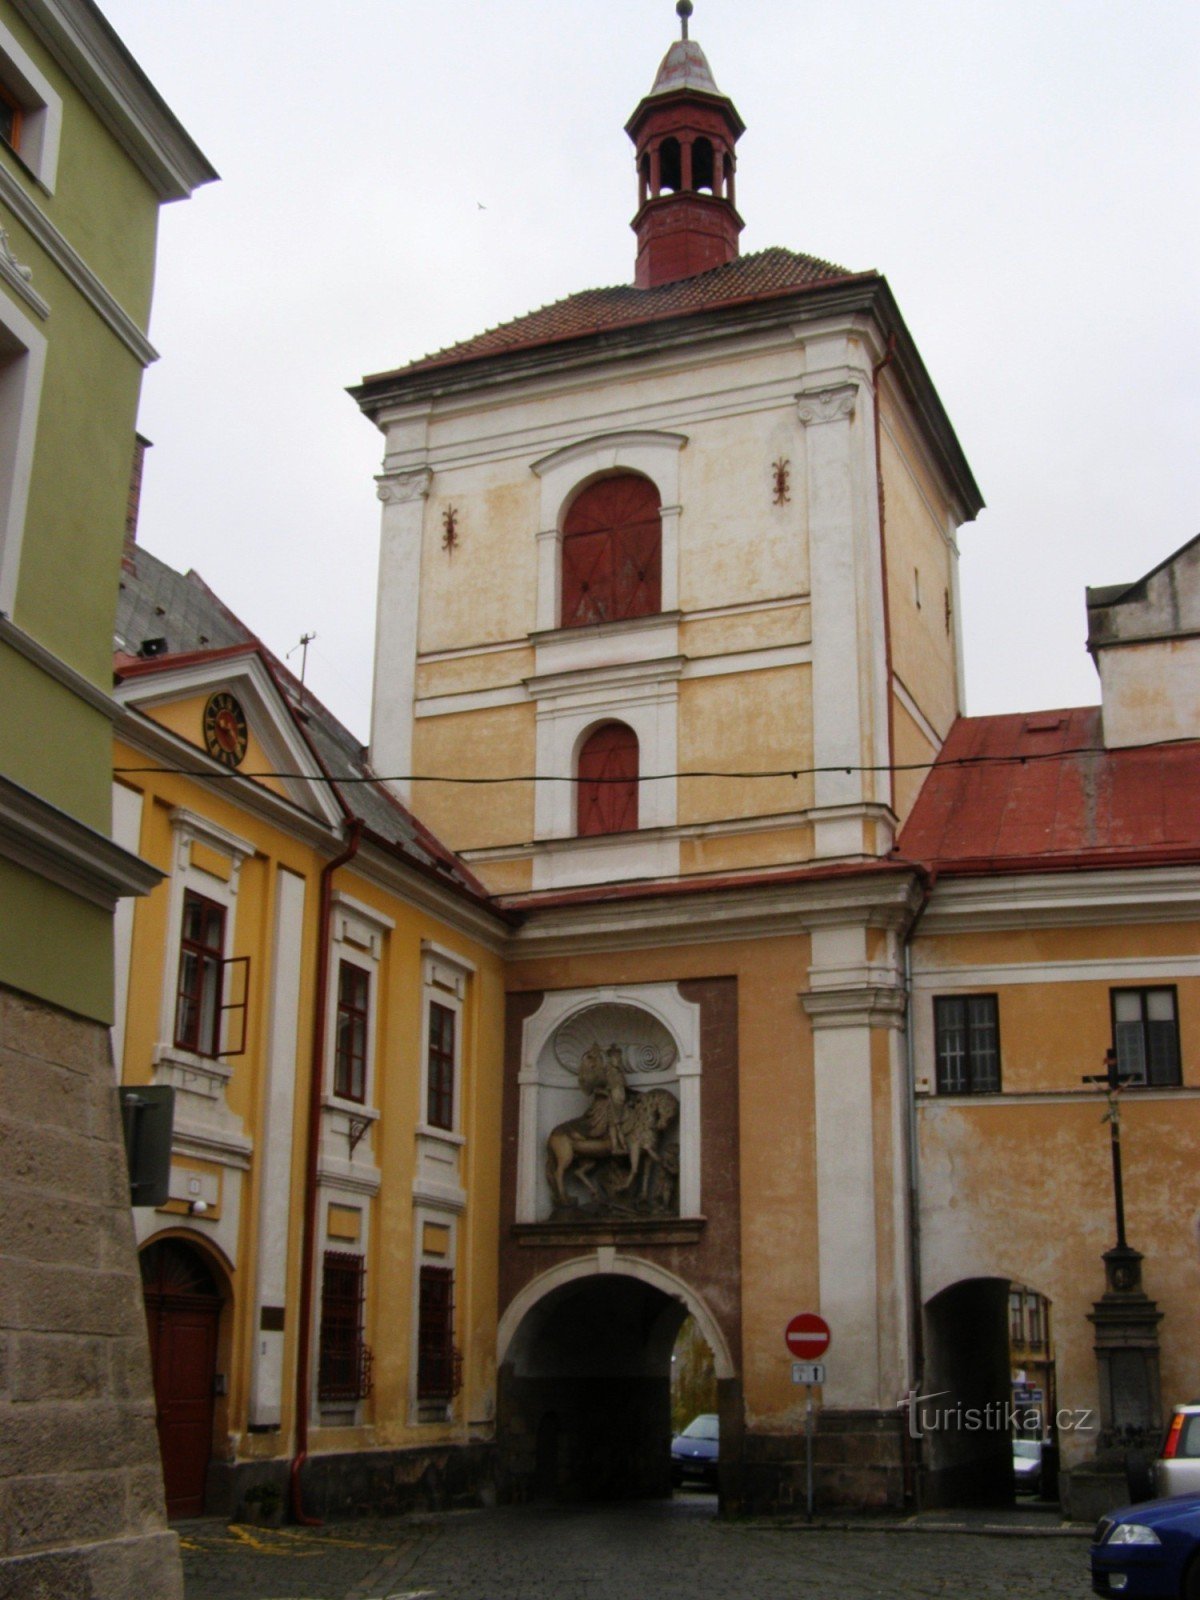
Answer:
[{"xmin": 785, "ymin": 1312, "xmax": 831, "ymax": 1361}]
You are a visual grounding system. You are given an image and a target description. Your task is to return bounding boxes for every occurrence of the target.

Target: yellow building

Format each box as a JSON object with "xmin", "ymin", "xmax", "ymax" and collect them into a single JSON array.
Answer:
[{"xmin": 112, "ymin": 535, "xmax": 508, "ymax": 1518}]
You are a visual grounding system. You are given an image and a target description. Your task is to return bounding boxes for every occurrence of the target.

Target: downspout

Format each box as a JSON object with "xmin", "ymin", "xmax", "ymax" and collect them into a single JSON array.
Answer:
[
  {"xmin": 901, "ymin": 863, "xmax": 934, "ymax": 1508},
  {"xmin": 873, "ymin": 331, "xmax": 898, "ymax": 816},
  {"xmin": 290, "ymin": 817, "xmax": 363, "ymax": 1524}
]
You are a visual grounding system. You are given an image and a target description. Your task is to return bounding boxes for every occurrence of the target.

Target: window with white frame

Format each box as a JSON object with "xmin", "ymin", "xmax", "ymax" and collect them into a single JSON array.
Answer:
[
  {"xmin": 0, "ymin": 19, "xmax": 62, "ymax": 188},
  {"xmin": 419, "ymin": 944, "xmax": 470, "ymax": 1136},
  {"xmin": 0, "ymin": 297, "xmax": 47, "ymax": 617},
  {"xmin": 326, "ymin": 892, "xmax": 392, "ymax": 1111}
]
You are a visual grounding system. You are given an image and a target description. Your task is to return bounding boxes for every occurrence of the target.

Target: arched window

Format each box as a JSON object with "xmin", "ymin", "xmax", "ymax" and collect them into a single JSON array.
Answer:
[
  {"xmin": 692, "ymin": 137, "xmax": 715, "ymax": 194},
  {"xmin": 577, "ymin": 722, "xmax": 638, "ymax": 837},
  {"xmin": 659, "ymin": 136, "xmax": 682, "ymax": 194},
  {"xmin": 561, "ymin": 474, "xmax": 662, "ymax": 629}
]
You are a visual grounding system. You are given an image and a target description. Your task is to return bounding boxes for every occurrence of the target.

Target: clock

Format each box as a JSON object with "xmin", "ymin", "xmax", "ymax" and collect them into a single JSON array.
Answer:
[{"xmin": 203, "ymin": 692, "xmax": 248, "ymax": 768}]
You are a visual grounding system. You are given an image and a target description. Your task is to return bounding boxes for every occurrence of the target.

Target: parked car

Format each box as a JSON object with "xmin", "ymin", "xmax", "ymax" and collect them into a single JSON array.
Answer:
[
  {"xmin": 671, "ymin": 1413, "xmax": 719, "ymax": 1488},
  {"xmin": 1090, "ymin": 1494, "xmax": 1200, "ymax": 1597},
  {"xmin": 1013, "ymin": 1438, "xmax": 1042, "ymax": 1496},
  {"xmin": 1157, "ymin": 1405, "xmax": 1200, "ymax": 1498}
]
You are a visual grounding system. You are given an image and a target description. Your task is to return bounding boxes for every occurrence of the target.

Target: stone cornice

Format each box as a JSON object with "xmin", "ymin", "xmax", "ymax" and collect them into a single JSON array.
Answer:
[
  {"xmin": 919, "ymin": 865, "xmax": 1200, "ymax": 935},
  {"xmin": 504, "ymin": 867, "xmax": 924, "ymax": 960},
  {"xmin": 0, "ymin": 771, "xmax": 162, "ymax": 908},
  {"xmin": 800, "ymin": 983, "xmax": 907, "ymax": 1030}
]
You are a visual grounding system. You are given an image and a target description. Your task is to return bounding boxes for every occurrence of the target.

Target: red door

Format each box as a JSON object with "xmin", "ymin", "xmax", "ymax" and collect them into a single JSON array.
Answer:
[{"xmin": 141, "ymin": 1239, "xmax": 221, "ymax": 1518}]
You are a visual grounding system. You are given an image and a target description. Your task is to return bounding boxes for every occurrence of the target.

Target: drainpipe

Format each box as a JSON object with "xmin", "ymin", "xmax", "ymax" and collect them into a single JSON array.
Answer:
[
  {"xmin": 290, "ymin": 818, "xmax": 363, "ymax": 1524},
  {"xmin": 901, "ymin": 865, "xmax": 934, "ymax": 1508},
  {"xmin": 873, "ymin": 331, "xmax": 898, "ymax": 816}
]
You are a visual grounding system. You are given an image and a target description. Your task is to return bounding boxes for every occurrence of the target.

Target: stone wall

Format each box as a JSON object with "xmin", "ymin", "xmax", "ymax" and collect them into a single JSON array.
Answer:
[{"xmin": 0, "ymin": 985, "xmax": 183, "ymax": 1600}]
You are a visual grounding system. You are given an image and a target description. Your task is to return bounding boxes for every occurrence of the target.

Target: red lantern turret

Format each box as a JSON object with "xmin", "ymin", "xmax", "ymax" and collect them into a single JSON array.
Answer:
[{"xmin": 626, "ymin": 1, "xmax": 746, "ymax": 289}]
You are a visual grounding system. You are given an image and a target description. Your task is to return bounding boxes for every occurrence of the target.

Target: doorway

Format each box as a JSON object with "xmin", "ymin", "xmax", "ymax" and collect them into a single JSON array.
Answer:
[{"xmin": 141, "ymin": 1236, "xmax": 222, "ymax": 1517}]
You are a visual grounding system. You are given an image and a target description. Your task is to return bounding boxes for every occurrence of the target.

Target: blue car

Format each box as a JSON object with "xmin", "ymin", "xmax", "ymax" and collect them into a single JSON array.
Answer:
[
  {"xmin": 670, "ymin": 1413, "xmax": 719, "ymax": 1488},
  {"xmin": 1091, "ymin": 1494, "xmax": 1200, "ymax": 1597}
]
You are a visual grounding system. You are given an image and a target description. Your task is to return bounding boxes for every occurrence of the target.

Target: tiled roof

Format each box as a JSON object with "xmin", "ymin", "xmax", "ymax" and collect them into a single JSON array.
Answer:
[
  {"xmin": 364, "ymin": 247, "xmax": 861, "ymax": 382},
  {"xmin": 897, "ymin": 707, "xmax": 1200, "ymax": 871},
  {"xmin": 114, "ymin": 545, "xmax": 490, "ymax": 901}
]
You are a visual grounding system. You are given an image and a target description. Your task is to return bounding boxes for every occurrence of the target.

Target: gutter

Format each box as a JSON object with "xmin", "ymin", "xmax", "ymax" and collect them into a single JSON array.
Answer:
[
  {"xmin": 873, "ymin": 331, "xmax": 898, "ymax": 815},
  {"xmin": 290, "ymin": 818, "xmax": 363, "ymax": 1524}
]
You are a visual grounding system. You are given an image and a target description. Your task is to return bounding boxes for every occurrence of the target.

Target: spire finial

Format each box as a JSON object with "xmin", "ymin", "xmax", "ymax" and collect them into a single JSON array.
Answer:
[{"xmin": 677, "ymin": 1, "xmax": 693, "ymax": 41}]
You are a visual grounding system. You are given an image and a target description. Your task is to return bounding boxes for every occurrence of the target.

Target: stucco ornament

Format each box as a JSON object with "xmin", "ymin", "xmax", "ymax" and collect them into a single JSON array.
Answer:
[{"xmin": 545, "ymin": 1006, "xmax": 680, "ymax": 1218}]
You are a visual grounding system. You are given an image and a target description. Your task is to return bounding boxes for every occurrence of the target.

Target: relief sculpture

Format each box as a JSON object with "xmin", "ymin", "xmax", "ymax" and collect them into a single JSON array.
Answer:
[{"xmin": 545, "ymin": 1040, "xmax": 680, "ymax": 1219}]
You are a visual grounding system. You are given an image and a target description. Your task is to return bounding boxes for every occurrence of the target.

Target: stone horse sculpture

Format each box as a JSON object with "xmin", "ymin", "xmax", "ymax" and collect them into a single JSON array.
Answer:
[{"xmin": 545, "ymin": 1085, "xmax": 679, "ymax": 1209}]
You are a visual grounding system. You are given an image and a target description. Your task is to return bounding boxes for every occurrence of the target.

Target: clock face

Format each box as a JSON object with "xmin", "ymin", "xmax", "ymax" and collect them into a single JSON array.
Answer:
[{"xmin": 203, "ymin": 692, "xmax": 248, "ymax": 768}]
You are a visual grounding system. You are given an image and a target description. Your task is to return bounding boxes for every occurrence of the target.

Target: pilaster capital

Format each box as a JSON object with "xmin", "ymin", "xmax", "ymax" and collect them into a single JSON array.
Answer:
[
  {"xmin": 376, "ymin": 467, "xmax": 432, "ymax": 505},
  {"xmin": 800, "ymin": 983, "xmax": 907, "ymax": 1030},
  {"xmin": 796, "ymin": 382, "xmax": 859, "ymax": 428}
]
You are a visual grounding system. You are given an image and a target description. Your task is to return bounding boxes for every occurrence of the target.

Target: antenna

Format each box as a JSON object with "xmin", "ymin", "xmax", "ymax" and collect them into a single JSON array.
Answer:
[{"xmin": 286, "ymin": 631, "xmax": 316, "ymax": 707}]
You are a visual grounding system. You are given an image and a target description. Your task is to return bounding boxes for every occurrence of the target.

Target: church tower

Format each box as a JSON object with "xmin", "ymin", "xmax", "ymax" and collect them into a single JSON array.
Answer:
[{"xmin": 355, "ymin": 4, "xmax": 982, "ymax": 1516}]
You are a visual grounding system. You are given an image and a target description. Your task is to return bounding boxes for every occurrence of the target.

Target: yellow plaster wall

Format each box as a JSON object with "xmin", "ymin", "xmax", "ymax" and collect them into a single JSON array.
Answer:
[
  {"xmin": 677, "ymin": 665, "xmax": 813, "ymax": 826},
  {"xmin": 145, "ymin": 695, "xmax": 290, "ymax": 800},
  {"xmin": 678, "ymin": 407, "xmax": 809, "ymax": 612},
  {"xmin": 679, "ymin": 824, "xmax": 813, "ymax": 878},
  {"xmin": 416, "ymin": 644, "xmax": 535, "ymax": 700},
  {"xmin": 410, "ymin": 705, "xmax": 536, "ymax": 851},
  {"xmin": 880, "ymin": 391, "xmax": 960, "ymax": 740},
  {"xmin": 418, "ymin": 474, "xmax": 539, "ymax": 654},
  {"xmin": 679, "ymin": 603, "xmax": 809, "ymax": 663},
  {"xmin": 892, "ymin": 695, "xmax": 939, "ymax": 829}
]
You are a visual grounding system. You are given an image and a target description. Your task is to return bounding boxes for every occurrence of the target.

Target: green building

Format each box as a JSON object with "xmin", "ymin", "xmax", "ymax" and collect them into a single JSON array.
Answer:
[{"xmin": 0, "ymin": 2, "xmax": 213, "ymax": 1592}]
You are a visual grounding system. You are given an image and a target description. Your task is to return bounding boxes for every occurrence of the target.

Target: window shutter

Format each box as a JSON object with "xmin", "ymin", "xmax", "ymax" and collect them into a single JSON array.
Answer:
[
  {"xmin": 561, "ymin": 475, "xmax": 661, "ymax": 629},
  {"xmin": 577, "ymin": 722, "xmax": 639, "ymax": 837}
]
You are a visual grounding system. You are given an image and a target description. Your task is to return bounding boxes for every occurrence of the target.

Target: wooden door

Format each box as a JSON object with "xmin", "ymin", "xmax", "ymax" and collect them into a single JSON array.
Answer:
[{"xmin": 141, "ymin": 1239, "xmax": 221, "ymax": 1518}]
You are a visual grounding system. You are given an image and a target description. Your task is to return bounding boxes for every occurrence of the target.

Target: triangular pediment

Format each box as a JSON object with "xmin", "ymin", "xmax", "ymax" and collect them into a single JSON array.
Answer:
[{"xmin": 114, "ymin": 647, "xmax": 344, "ymax": 830}]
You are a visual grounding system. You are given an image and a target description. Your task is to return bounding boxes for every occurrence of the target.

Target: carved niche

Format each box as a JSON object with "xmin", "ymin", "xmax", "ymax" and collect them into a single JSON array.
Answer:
[{"xmin": 542, "ymin": 1003, "xmax": 681, "ymax": 1220}]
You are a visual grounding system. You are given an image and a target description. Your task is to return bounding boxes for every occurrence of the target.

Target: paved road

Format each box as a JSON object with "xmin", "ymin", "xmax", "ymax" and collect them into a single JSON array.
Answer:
[{"xmin": 180, "ymin": 1497, "xmax": 1094, "ymax": 1600}]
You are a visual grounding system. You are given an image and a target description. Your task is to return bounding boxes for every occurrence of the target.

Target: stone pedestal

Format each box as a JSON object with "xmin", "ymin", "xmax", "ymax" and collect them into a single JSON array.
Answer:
[{"xmin": 1089, "ymin": 1246, "xmax": 1163, "ymax": 1442}]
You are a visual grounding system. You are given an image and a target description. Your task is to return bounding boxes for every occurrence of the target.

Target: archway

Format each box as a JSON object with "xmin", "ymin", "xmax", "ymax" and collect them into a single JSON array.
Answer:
[
  {"xmin": 922, "ymin": 1276, "xmax": 1057, "ymax": 1508},
  {"xmin": 141, "ymin": 1235, "xmax": 224, "ymax": 1517},
  {"xmin": 498, "ymin": 1266, "xmax": 730, "ymax": 1503}
]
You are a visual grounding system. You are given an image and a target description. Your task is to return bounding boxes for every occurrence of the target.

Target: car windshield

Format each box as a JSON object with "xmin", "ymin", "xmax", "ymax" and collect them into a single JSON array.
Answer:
[
  {"xmin": 682, "ymin": 1415, "xmax": 719, "ymax": 1441},
  {"xmin": 1013, "ymin": 1440, "xmax": 1040, "ymax": 1460}
]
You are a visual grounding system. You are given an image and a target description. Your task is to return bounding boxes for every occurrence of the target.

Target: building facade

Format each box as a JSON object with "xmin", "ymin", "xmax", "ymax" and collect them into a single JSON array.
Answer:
[
  {"xmin": 348, "ymin": 15, "xmax": 1200, "ymax": 1515},
  {"xmin": 0, "ymin": 3, "xmax": 213, "ymax": 1592},
  {"xmin": 112, "ymin": 538, "xmax": 510, "ymax": 1519}
]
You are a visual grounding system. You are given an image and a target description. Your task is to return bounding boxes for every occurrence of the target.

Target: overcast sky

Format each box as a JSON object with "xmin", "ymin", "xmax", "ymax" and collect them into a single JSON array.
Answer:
[{"xmin": 101, "ymin": 0, "xmax": 1200, "ymax": 744}]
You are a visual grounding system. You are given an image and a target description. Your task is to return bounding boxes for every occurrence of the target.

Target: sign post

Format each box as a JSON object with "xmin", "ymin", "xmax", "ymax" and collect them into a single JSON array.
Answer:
[{"xmin": 785, "ymin": 1313, "xmax": 830, "ymax": 1522}]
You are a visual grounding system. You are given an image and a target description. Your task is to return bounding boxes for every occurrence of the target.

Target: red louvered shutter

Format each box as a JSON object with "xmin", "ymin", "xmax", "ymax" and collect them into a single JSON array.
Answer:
[
  {"xmin": 561, "ymin": 475, "xmax": 661, "ymax": 628},
  {"xmin": 577, "ymin": 722, "xmax": 639, "ymax": 836}
]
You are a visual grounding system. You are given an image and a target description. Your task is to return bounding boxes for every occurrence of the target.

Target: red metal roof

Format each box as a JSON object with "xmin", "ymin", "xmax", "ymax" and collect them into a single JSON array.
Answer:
[
  {"xmin": 362, "ymin": 247, "xmax": 861, "ymax": 382},
  {"xmin": 897, "ymin": 707, "xmax": 1200, "ymax": 872}
]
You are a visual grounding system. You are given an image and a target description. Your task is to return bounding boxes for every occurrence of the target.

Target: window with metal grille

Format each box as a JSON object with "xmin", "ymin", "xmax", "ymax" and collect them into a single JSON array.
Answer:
[
  {"xmin": 318, "ymin": 1250, "xmax": 372, "ymax": 1403},
  {"xmin": 1112, "ymin": 987, "xmax": 1181, "ymax": 1087},
  {"xmin": 577, "ymin": 721, "xmax": 638, "ymax": 837},
  {"xmin": 560, "ymin": 474, "xmax": 661, "ymax": 629},
  {"xmin": 934, "ymin": 994, "xmax": 1001, "ymax": 1094},
  {"xmin": 334, "ymin": 960, "xmax": 370, "ymax": 1103},
  {"xmin": 417, "ymin": 1265, "xmax": 460, "ymax": 1401},
  {"xmin": 426, "ymin": 1001, "xmax": 456, "ymax": 1130},
  {"xmin": 175, "ymin": 891, "xmax": 226, "ymax": 1056}
]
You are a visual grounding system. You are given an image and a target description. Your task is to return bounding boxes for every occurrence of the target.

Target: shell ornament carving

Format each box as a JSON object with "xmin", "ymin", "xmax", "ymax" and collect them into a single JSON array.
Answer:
[{"xmin": 552, "ymin": 1003, "xmax": 678, "ymax": 1079}]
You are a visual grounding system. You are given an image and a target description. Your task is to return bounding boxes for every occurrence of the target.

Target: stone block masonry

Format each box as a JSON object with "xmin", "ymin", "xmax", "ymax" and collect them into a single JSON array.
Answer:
[{"xmin": 0, "ymin": 985, "xmax": 183, "ymax": 1600}]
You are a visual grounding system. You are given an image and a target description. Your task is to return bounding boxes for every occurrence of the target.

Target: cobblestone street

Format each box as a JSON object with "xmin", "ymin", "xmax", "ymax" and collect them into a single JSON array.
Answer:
[{"xmin": 180, "ymin": 1498, "xmax": 1094, "ymax": 1600}]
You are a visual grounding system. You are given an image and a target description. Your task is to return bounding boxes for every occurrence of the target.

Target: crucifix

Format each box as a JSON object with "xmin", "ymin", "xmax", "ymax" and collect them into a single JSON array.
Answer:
[{"xmin": 1081, "ymin": 1047, "xmax": 1136, "ymax": 1250}]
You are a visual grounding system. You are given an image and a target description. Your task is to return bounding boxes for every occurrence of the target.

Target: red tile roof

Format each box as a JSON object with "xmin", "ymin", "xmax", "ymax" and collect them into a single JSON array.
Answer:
[
  {"xmin": 897, "ymin": 707, "xmax": 1200, "ymax": 872},
  {"xmin": 363, "ymin": 247, "xmax": 862, "ymax": 382}
]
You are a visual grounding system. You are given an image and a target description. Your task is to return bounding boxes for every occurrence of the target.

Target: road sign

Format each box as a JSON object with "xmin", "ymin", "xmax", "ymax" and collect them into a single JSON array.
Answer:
[
  {"xmin": 785, "ymin": 1312, "xmax": 831, "ymax": 1360},
  {"xmin": 792, "ymin": 1361, "xmax": 826, "ymax": 1385}
]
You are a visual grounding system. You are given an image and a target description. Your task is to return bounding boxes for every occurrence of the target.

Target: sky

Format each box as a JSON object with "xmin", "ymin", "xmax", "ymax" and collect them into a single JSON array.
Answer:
[{"xmin": 102, "ymin": 0, "xmax": 1200, "ymax": 742}]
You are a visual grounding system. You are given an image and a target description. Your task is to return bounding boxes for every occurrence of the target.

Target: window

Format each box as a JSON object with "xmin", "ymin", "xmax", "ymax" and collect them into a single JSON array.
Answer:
[
  {"xmin": 1008, "ymin": 1288, "xmax": 1024, "ymax": 1345},
  {"xmin": 426, "ymin": 1000, "xmax": 456, "ymax": 1130},
  {"xmin": 317, "ymin": 1251, "xmax": 372, "ymax": 1403},
  {"xmin": 577, "ymin": 721, "xmax": 639, "ymax": 837},
  {"xmin": 333, "ymin": 961, "xmax": 370, "ymax": 1103},
  {"xmin": 560, "ymin": 474, "xmax": 662, "ymax": 628},
  {"xmin": 0, "ymin": 82, "xmax": 20, "ymax": 151},
  {"xmin": 174, "ymin": 891, "xmax": 226, "ymax": 1056},
  {"xmin": 934, "ymin": 994, "xmax": 1000, "ymax": 1094},
  {"xmin": 417, "ymin": 1265, "xmax": 460, "ymax": 1402},
  {"xmin": 1112, "ymin": 988, "xmax": 1181, "ymax": 1087}
]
